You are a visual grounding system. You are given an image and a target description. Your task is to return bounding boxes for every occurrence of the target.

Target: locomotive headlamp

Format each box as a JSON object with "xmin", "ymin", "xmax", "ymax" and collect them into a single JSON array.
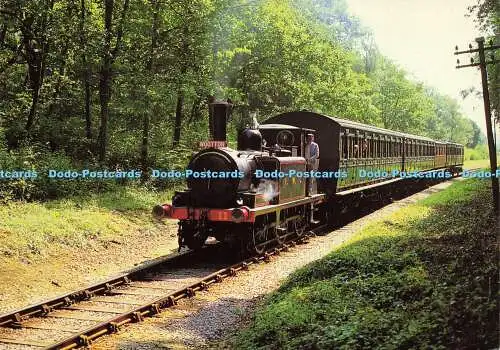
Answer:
[
  {"xmin": 231, "ymin": 207, "xmax": 249, "ymax": 223},
  {"xmin": 152, "ymin": 204, "xmax": 171, "ymax": 218}
]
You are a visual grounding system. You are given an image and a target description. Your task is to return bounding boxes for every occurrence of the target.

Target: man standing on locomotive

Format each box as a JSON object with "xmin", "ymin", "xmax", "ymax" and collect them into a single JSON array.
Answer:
[{"xmin": 305, "ymin": 133, "xmax": 319, "ymax": 195}]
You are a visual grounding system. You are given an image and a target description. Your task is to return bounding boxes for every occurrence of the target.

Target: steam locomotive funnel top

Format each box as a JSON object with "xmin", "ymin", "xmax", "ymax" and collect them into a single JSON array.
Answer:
[{"xmin": 209, "ymin": 100, "xmax": 233, "ymax": 142}]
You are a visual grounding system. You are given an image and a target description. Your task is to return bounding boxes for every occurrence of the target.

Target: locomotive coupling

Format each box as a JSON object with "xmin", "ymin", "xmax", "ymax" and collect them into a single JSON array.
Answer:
[{"xmin": 152, "ymin": 204, "xmax": 171, "ymax": 219}]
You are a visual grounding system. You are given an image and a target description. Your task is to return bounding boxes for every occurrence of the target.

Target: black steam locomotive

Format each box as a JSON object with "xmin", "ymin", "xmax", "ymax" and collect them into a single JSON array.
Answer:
[{"xmin": 153, "ymin": 101, "xmax": 464, "ymax": 254}]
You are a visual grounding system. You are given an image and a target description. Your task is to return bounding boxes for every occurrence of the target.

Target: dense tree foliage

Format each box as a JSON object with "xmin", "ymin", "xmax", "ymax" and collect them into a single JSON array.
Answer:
[
  {"xmin": 467, "ymin": 0, "xmax": 499, "ymax": 124},
  {"xmin": 0, "ymin": 0, "xmax": 484, "ymax": 200}
]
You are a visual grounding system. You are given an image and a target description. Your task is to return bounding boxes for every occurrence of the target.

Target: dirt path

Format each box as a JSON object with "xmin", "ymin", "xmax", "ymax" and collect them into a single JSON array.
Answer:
[{"xmin": 0, "ymin": 221, "xmax": 179, "ymax": 314}]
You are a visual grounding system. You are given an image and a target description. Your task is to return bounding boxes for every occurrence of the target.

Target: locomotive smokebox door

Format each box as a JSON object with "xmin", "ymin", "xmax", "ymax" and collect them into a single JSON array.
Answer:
[{"xmin": 209, "ymin": 100, "xmax": 233, "ymax": 141}]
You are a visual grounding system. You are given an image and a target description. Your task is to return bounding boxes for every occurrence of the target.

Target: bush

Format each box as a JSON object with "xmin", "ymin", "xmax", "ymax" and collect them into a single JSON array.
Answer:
[
  {"xmin": 464, "ymin": 145, "xmax": 489, "ymax": 160},
  {"xmin": 0, "ymin": 143, "xmax": 118, "ymax": 201}
]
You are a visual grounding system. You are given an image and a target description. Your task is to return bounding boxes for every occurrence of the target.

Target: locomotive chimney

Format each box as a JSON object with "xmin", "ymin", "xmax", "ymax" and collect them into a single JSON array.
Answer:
[{"xmin": 209, "ymin": 99, "xmax": 233, "ymax": 141}]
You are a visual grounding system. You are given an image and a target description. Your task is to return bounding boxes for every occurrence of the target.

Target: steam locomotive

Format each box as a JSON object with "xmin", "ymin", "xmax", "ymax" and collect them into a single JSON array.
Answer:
[{"xmin": 153, "ymin": 101, "xmax": 464, "ymax": 254}]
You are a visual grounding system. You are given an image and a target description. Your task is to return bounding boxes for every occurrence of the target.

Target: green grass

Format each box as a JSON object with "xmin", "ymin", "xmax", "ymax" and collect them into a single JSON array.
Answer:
[
  {"xmin": 227, "ymin": 179, "xmax": 499, "ymax": 349},
  {"xmin": 463, "ymin": 158, "xmax": 491, "ymax": 169},
  {"xmin": 0, "ymin": 186, "xmax": 177, "ymax": 258}
]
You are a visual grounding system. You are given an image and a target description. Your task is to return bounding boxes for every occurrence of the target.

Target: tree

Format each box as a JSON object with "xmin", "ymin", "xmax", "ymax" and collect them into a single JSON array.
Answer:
[
  {"xmin": 370, "ymin": 58, "xmax": 433, "ymax": 134},
  {"xmin": 467, "ymin": 0, "xmax": 499, "ymax": 124},
  {"xmin": 97, "ymin": 0, "xmax": 130, "ymax": 162}
]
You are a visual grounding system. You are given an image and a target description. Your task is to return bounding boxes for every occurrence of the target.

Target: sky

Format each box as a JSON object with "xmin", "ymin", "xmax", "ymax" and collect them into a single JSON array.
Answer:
[{"xmin": 346, "ymin": 0, "xmax": 491, "ymax": 134}]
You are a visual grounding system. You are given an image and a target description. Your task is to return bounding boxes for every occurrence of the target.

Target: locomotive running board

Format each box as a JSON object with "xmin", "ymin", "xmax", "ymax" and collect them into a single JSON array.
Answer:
[{"xmin": 248, "ymin": 194, "xmax": 326, "ymax": 217}]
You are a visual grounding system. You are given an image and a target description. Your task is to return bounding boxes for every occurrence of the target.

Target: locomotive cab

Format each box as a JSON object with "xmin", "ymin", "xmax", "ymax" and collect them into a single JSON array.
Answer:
[{"xmin": 258, "ymin": 124, "xmax": 315, "ymax": 158}]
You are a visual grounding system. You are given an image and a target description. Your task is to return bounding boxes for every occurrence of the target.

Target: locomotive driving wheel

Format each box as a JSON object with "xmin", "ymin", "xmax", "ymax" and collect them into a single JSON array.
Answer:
[
  {"xmin": 248, "ymin": 222, "xmax": 269, "ymax": 255},
  {"xmin": 179, "ymin": 220, "xmax": 208, "ymax": 251},
  {"xmin": 294, "ymin": 217, "xmax": 307, "ymax": 238}
]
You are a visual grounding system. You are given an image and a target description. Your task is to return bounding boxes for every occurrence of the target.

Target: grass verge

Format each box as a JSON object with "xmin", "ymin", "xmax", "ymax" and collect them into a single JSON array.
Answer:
[
  {"xmin": 463, "ymin": 159, "xmax": 490, "ymax": 169},
  {"xmin": 0, "ymin": 186, "xmax": 176, "ymax": 259},
  {"xmin": 226, "ymin": 179, "xmax": 499, "ymax": 349}
]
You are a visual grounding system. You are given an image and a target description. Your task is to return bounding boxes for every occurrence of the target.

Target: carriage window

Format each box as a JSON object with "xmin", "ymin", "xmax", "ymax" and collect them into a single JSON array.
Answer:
[
  {"xmin": 348, "ymin": 136, "xmax": 354, "ymax": 158},
  {"xmin": 341, "ymin": 133, "xmax": 347, "ymax": 159},
  {"xmin": 340, "ymin": 134, "xmax": 343, "ymax": 159},
  {"xmin": 352, "ymin": 136, "xmax": 356, "ymax": 159}
]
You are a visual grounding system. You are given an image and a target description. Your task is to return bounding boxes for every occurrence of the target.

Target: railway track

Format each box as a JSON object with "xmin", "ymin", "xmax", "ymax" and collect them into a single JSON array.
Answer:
[
  {"xmin": 0, "ymin": 226, "xmax": 323, "ymax": 349},
  {"xmin": 0, "ymin": 168, "xmax": 481, "ymax": 349}
]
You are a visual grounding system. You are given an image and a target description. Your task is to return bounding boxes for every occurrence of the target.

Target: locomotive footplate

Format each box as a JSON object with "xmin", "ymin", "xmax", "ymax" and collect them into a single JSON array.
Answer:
[{"xmin": 153, "ymin": 193, "xmax": 326, "ymax": 224}]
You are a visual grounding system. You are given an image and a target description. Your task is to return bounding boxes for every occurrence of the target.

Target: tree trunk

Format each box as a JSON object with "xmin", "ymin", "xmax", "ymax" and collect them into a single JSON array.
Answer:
[
  {"xmin": 84, "ymin": 65, "xmax": 92, "ymax": 140},
  {"xmin": 24, "ymin": 40, "xmax": 43, "ymax": 132},
  {"xmin": 188, "ymin": 96, "xmax": 203, "ymax": 124},
  {"xmin": 26, "ymin": 83, "xmax": 41, "ymax": 131},
  {"xmin": 173, "ymin": 92, "xmax": 184, "ymax": 147},
  {"xmin": 98, "ymin": 0, "xmax": 114, "ymax": 163},
  {"xmin": 141, "ymin": 0, "xmax": 160, "ymax": 178},
  {"xmin": 80, "ymin": 0, "xmax": 92, "ymax": 140},
  {"xmin": 97, "ymin": 0, "xmax": 130, "ymax": 163},
  {"xmin": 26, "ymin": 0, "xmax": 54, "ymax": 132}
]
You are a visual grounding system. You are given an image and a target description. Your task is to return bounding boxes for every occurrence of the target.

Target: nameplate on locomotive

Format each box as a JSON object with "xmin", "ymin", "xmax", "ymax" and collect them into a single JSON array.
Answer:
[{"xmin": 198, "ymin": 141, "xmax": 228, "ymax": 149}]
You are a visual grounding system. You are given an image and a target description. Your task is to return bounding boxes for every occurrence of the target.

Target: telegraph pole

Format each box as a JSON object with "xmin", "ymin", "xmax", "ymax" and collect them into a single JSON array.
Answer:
[{"xmin": 454, "ymin": 37, "xmax": 500, "ymax": 214}]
